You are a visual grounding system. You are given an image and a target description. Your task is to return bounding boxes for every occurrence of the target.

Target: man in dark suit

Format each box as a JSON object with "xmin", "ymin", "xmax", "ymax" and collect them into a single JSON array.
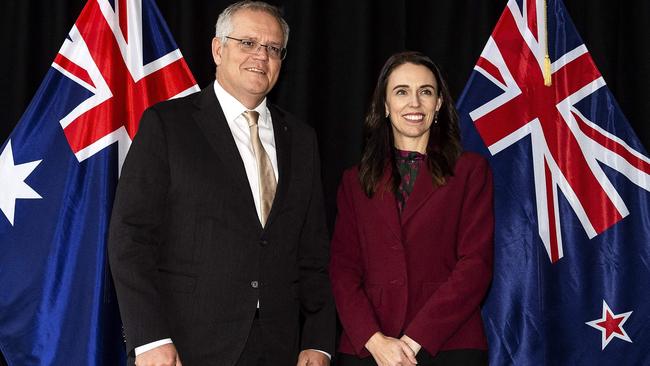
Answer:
[{"xmin": 108, "ymin": 2, "xmax": 335, "ymax": 365}]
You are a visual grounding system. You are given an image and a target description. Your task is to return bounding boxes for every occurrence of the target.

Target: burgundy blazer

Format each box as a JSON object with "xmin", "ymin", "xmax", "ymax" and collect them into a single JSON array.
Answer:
[{"xmin": 329, "ymin": 152, "xmax": 494, "ymax": 358}]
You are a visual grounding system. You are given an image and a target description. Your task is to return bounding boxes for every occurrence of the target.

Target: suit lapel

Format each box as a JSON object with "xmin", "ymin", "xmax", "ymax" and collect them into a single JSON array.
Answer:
[
  {"xmin": 400, "ymin": 162, "xmax": 435, "ymax": 224},
  {"xmin": 371, "ymin": 167, "xmax": 402, "ymax": 241},
  {"xmin": 192, "ymin": 84, "xmax": 260, "ymax": 227},
  {"xmin": 264, "ymin": 105, "xmax": 291, "ymax": 228}
]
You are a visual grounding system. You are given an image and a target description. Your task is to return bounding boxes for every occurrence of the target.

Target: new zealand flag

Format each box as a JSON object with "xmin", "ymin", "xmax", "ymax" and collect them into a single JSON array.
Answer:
[
  {"xmin": 458, "ymin": 0, "xmax": 650, "ymax": 364},
  {"xmin": 0, "ymin": 0, "xmax": 198, "ymax": 364}
]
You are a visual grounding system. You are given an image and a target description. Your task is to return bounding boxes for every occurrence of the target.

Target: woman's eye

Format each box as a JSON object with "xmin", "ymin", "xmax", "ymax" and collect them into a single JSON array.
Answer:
[
  {"xmin": 396, "ymin": 89, "xmax": 407, "ymax": 95},
  {"xmin": 420, "ymin": 89, "xmax": 433, "ymax": 95}
]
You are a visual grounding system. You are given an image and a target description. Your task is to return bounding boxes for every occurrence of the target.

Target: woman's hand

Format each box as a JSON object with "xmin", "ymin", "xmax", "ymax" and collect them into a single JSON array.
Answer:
[
  {"xmin": 364, "ymin": 332, "xmax": 418, "ymax": 366},
  {"xmin": 400, "ymin": 334, "xmax": 422, "ymax": 356}
]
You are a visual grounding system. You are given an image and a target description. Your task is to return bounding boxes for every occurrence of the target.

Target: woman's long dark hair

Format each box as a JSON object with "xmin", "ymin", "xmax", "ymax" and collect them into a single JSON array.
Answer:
[{"xmin": 359, "ymin": 51, "xmax": 462, "ymax": 197}]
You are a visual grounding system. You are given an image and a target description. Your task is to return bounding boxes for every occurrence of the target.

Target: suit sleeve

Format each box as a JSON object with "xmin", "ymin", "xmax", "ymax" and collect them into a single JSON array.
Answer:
[
  {"xmin": 329, "ymin": 170, "xmax": 382, "ymax": 355},
  {"xmin": 297, "ymin": 131, "xmax": 337, "ymax": 355},
  {"xmin": 404, "ymin": 157, "xmax": 494, "ymax": 356},
  {"xmin": 108, "ymin": 107, "xmax": 172, "ymax": 356}
]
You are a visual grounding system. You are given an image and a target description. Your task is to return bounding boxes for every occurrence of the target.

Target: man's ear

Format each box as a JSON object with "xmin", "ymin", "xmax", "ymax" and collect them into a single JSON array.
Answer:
[{"xmin": 212, "ymin": 37, "xmax": 223, "ymax": 66}]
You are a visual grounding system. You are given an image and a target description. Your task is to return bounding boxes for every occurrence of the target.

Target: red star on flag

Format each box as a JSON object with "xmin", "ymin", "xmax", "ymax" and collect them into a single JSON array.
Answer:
[{"xmin": 585, "ymin": 300, "xmax": 633, "ymax": 350}]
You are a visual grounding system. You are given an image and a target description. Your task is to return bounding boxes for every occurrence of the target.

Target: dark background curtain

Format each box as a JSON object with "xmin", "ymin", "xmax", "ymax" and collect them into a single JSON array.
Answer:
[{"xmin": 0, "ymin": 1, "xmax": 648, "ymax": 364}]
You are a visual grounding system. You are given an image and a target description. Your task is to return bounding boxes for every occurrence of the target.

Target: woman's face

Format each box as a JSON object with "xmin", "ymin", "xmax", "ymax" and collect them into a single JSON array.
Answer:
[{"xmin": 384, "ymin": 62, "xmax": 442, "ymax": 149}]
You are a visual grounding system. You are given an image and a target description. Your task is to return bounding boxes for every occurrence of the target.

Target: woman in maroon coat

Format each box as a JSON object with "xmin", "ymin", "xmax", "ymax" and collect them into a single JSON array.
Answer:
[{"xmin": 330, "ymin": 52, "xmax": 494, "ymax": 366}]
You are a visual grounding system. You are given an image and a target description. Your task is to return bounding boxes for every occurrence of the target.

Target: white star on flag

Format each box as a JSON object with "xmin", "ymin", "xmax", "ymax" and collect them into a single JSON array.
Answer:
[
  {"xmin": 585, "ymin": 300, "xmax": 633, "ymax": 350},
  {"xmin": 0, "ymin": 140, "xmax": 43, "ymax": 225}
]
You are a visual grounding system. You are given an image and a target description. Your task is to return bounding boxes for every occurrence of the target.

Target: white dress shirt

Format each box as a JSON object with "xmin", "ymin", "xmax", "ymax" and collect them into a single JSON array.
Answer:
[
  {"xmin": 135, "ymin": 82, "xmax": 329, "ymax": 359},
  {"xmin": 213, "ymin": 80, "xmax": 279, "ymax": 224}
]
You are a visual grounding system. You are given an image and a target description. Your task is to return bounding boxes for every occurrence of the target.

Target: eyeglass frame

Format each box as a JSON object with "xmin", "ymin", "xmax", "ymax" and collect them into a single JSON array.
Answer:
[{"xmin": 224, "ymin": 36, "xmax": 287, "ymax": 60}]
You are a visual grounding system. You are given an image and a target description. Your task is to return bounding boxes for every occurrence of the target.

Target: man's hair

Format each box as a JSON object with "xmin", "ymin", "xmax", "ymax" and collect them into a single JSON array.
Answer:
[{"xmin": 215, "ymin": 1, "xmax": 290, "ymax": 47}]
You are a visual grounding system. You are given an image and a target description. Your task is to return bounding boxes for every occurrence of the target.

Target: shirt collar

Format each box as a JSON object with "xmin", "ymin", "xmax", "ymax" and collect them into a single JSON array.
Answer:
[
  {"xmin": 394, "ymin": 147, "xmax": 426, "ymax": 161},
  {"xmin": 213, "ymin": 80, "xmax": 270, "ymax": 127}
]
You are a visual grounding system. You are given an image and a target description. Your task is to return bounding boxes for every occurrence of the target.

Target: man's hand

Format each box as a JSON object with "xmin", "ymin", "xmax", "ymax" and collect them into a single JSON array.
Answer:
[
  {"xmin": 296, "ymin": 349, "xmax": 329, "ymax": 366},
  {"xmin": 365, "ymin": 332, "xmax": 417, "ymax": 366},
  {"xmin": 135, "ymin": 343, "xmax": 182, "ymax": 366},
  {"xmin": 400, "ymin": 335, "xmax": 421, "ymax": 356}
]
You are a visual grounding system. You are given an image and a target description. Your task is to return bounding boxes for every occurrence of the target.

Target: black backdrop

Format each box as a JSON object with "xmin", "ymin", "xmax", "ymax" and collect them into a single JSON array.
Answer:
[{"xmin": 0, "ymin": 0, "xmax": 649, "ymax": 363}]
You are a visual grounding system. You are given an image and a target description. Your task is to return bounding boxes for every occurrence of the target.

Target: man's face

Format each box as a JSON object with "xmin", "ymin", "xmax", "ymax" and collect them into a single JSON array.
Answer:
[{"xmin": 212, "ymin": 9, "xmax": 284, "ymax": 109}]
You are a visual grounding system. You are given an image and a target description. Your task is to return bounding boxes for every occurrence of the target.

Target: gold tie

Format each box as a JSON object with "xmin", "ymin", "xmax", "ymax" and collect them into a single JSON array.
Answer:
[{"xmin": 243, "ymin": 110, "xmax": 277, "ymax": 226}]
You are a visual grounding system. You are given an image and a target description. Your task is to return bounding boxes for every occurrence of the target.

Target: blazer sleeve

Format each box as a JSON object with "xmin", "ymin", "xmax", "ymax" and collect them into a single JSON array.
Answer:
[
  {"xmin": 404, "ymin": 156, "xmax": 494, "ymax": 356},
  {"xmin": 107, "ymin": 107, "xmax": 172, "ymax": 356},
  {"xmin": 329, "ymin": 170, "xmax": 382, "ymax": 355},
  {"xmin": 297, "ymin": 131, "xmax": 337, "ymax": 355}
]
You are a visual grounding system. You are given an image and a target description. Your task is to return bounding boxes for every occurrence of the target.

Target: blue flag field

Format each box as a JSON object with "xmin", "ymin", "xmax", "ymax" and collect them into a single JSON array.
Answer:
[
  {"xmin": 0, "ymin": 0, "xmax": 198, "ymax": 364},
  {"xmin": 458, "ymin": 0, "xmax": 650, "ymax": 364}
]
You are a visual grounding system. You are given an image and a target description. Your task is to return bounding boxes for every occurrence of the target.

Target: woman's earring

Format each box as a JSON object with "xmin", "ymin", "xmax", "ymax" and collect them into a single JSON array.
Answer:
[{"xmin": 433, "ymin": 112, "xmax": 439, "ymax": 125}]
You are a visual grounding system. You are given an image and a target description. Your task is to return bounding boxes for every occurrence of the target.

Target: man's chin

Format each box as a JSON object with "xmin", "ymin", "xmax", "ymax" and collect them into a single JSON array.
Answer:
[{"xmin": 244, "ymin": 85, "xmax": 271, "ymax": 98}]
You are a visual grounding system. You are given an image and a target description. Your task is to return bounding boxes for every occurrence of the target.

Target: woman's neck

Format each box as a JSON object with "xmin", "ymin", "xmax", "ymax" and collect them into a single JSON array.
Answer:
[{"xmin": 393, "ymin": 135, "xmax": 428, "ymax": 154}]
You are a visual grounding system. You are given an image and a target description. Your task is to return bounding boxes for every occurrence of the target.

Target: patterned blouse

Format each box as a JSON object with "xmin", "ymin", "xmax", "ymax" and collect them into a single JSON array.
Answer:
[{"xmin": 394, "ymin": 148, "xmax": 426, "ymax": 212}]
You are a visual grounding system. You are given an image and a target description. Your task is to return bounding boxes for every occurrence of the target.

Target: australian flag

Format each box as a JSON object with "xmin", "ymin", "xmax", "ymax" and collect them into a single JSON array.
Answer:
[
  {"xmin": 458, "ymin": 0, "xmax": 650, "ymax": 364},
  {"xmin": 0, "ymin": 0, "xmax": 198, "ymax": 364}
]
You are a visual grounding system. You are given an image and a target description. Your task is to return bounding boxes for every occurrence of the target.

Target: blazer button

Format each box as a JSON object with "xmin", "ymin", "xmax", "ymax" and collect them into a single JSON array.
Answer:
[
  {"xmin": 251, "ymin": 281, "xmax": 259, "ymax": 288},
  {"xmin": 260, "ymin": 239, "xmax": 268, "ymax": 247},
  {"xmin": 389, "ymin": 278, "xmax": 404, "ymax": 285}
]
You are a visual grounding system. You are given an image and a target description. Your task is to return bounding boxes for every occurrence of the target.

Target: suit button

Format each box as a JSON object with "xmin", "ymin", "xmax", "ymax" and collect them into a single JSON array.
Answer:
[
  {"xmin": 260, "ymin": 239, "xmax": 268, "ymax": 247},
  {"xmin": 389, "ymin": 278, "xmax": 404, "ymax": 285},
  {"xmin": 251, "ymin": 281, "xmax": 259, "ymax": 288}
]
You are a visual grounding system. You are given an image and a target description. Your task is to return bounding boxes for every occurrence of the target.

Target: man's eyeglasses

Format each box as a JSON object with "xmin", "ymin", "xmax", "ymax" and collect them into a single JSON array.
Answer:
[{"xmin": 225, "ymin": 36, "xmax": 287, "ymax": 60}]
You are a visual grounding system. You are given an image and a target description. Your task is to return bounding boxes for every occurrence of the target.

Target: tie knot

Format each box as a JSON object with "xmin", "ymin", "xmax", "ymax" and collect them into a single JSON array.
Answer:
[{"xmin": 243, "ymin": 110, "xmax": 260, "ymax": 127}]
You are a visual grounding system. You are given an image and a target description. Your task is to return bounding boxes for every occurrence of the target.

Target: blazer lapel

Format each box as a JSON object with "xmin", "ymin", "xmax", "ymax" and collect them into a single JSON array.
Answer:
[
  {"xmin": 263, "ymin": 105, "xmax": 291, "ymax": 228},
  {"xmin": 400, "ymin": 162, "xmax": 435, "ymax": 224},
  {"xmin": 192, "ymin": 84, "xmax": 260, "ymax": 227},
  {"xmin": 371, "ymin": 167, "xmax": 402, "ymax": 241}
]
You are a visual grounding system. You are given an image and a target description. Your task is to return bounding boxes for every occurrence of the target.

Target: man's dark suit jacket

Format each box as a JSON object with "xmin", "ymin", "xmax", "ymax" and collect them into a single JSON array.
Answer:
[{"xmin": 108, "ymin": 84, "xmax": 336, "ymax": 365}]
